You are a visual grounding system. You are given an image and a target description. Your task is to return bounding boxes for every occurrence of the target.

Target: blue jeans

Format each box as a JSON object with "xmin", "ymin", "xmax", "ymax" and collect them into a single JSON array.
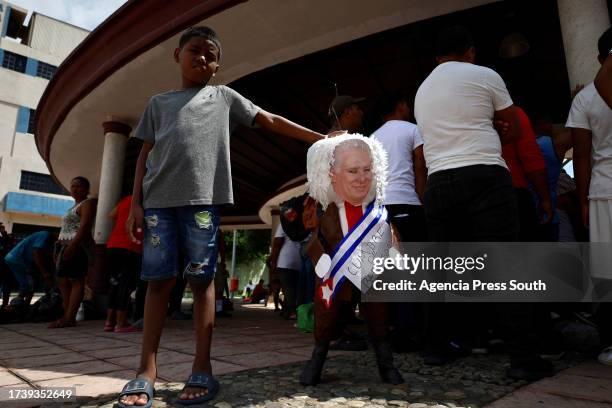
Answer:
[
  {"xmin": 297, "ymin": 241, "xmax": 315, "ymax": 306},
  {"xmin": 142, "ymin": 205, "xmax": 220, "ymax": 282},
  {"xmin": 5, "ymin": 260, "xmax": 33, "ymax": 296}
]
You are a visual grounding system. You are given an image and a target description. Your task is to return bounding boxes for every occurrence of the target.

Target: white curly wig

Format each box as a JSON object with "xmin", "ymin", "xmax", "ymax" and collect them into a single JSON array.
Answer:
[{"xmin": 306, "ymin": 133, "xmax": 388, "ymax": 210}]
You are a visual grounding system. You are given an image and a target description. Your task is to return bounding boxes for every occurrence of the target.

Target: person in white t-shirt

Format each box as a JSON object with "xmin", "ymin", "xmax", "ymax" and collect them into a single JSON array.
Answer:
[
  {"xmin": 568, "ymin": 28, "xmax": 612, "ymax": 239},
  {"xmin": 372, "ymin": 94, "xmax": 428, "ymax": 352},
  {"xmin": 566, "ymin": 27, "xmax": 612, "ymax": 366},
  {"xmin": 372, "ymin": 94, "xmax": 427, "ymax": 242},
  {"xmin": 414, "ymin": 26, "xmax": 521, "ymax": 243},
  {"xmin": 268, "ymin": 224, "xmax": 302, "ymax": 319},
  {"xmin": 414, "ymin": 26, "xmax": 554, "ymax": 381}
]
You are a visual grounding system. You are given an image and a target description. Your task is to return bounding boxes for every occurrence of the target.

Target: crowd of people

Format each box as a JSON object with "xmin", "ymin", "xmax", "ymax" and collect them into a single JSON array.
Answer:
[
  {"xmin": 111, "ymin": 23, "xmax": 612, "ymax": 406},
  {"xmin": 277, "ymin": 25, "xmax": 612, "ymax": 387},
  {"xmin": 0, "ymin": 176, "xmax": 95, "ymax": 327},
  {"xmin": 0, "ymin": 189, "xmax": 215, "ymax": 332}
]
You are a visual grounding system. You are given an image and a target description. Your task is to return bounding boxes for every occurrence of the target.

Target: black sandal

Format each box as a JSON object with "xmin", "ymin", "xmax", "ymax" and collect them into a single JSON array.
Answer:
[{"xmin": 117, "ymin": 377, "xmax": 154, "ymax": 408}]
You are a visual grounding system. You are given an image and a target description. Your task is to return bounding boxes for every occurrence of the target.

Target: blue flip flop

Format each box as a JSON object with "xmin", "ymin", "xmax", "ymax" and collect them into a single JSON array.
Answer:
[
  {"xmin": 117, "ymin": 377, "xmax": 154, "ymax": 408},
  {"xmin": 176, "ymin": 372, "xmax": 220, "ymax": 405}
]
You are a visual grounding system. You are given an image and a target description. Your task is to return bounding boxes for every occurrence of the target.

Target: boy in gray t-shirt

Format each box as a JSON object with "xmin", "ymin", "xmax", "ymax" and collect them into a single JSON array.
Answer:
[{"xmin": 118, "ymin": 27, "xmax": 327, "ymax": 407}]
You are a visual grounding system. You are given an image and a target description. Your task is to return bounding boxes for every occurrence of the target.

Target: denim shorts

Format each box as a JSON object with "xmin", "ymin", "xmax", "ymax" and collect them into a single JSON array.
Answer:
[{"xmin": 142, "ymin": 205, "xmax": 220, "ymax": 282}]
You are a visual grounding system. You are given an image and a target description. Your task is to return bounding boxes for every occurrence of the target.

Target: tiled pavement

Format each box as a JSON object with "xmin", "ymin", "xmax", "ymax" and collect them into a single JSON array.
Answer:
[
  {"xmin": 0, "ymin": 304, "xmax": 610, "ymax": 407},
  {"xmin": 0, "ymin": 304, "xmax": 342, "ymax": 407},
  {"xmin": 0, "ymin": 304, "xmax": 312, "ymax": 396}
]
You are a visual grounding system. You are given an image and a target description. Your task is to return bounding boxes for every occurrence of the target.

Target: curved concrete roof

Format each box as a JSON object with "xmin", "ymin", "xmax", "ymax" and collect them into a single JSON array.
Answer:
[{"xmin": 35, "ymin": 0, "xmax": 496, "ymax": 225}]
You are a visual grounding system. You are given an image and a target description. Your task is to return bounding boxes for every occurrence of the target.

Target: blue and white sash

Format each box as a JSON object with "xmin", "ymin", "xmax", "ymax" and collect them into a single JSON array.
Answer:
[{"xmin": 318, "ymin": 203, "xmax": 391, "ymax": 308}]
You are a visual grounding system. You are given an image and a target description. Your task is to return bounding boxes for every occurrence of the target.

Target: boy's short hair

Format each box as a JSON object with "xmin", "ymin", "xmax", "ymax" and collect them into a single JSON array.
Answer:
[
  {"xmin": 179, "ymin": 26, "xmax": 222, "ymax": 60},
  {"xmin": 377, "ymin": 93, "xmax": 409, "ymax": 118},
  {"xmin": 436, "ymin": 26, "xmax": 474, "ymax": 57},
  {"xmin": 598, "ymin": 27, "xmax": 612, "ymax": 58}
]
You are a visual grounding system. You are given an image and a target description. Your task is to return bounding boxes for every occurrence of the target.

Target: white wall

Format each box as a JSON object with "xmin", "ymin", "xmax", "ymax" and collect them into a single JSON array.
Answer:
[
  {"xmin": 28, "ymin": 14, "xmax": 88, "ymax": 61},
  {"xmin": 0, "ymin": 37, "xmax": 63, "ymax": 67},
  {"xmin": 12, "ymin": 132, "xmax": 45, "ymax": 162},
  {"xmin": 0, "ymin": 155, "xmax": 50, "ymax": 193},
  {"xmin": 0, "ymin": 6, "xmax": 88, "ymax": 232},
  {"xmin": 0, "ymin": 56, "xmax": 48, "ymax": 108},
  {"xmin": 0, "ymin": 101, "xmax": 17, "ymax": 155},
  {"xmin": 0, "ymin": 155, "xmax": 24, "ymax": 227}
]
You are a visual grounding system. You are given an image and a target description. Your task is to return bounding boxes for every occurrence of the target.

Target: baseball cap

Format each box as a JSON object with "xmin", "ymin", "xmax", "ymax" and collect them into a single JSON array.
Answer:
[{"xmin": 329, "ymin": 95, "xmax": 365, "ymax": 118}]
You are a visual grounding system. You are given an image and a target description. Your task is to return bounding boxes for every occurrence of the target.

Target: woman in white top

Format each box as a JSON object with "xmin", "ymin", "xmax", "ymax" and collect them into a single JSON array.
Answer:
[{"xmin": 49, "ymin": 176, "xmax": 96, "ymax": 328}]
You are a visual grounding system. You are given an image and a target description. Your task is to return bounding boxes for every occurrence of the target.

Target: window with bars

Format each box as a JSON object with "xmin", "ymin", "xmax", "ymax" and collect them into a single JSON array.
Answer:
[
  {"xmin": 27, "ymin": 109, "xmax": 35, "ymax": 134},
  {"xmin": 19, "ymin": 171, "xmax": 68, "ymax": 195},
  {"xmin": 2, "ymin": 50, "xmax": 27, "ymax": 73},
  {"xmin": 36, "ymin": 61, "xmax": 57, "ymax": 80}
]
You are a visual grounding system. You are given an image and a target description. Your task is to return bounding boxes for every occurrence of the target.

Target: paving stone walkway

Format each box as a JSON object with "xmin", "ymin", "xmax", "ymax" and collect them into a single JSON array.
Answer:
[{"xmin": 0, "ymin": 304, "xmax": 610, "ymax": 408}]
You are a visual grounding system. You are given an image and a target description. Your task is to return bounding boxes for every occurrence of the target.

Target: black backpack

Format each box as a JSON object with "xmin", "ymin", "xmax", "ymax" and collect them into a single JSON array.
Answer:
[
  {"xmin": 279, "ymin": 193, "xmax": 310, "ymax": 242},
  {"xmin": 28, "ymin": 288, "xmax": 63, "ymax": 322}
]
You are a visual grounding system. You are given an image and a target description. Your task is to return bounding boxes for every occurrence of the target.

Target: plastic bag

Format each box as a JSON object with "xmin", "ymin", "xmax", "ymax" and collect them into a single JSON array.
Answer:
[{"xmin": 297, "ymin": 302, "xmax": 314, "ymax": 333}]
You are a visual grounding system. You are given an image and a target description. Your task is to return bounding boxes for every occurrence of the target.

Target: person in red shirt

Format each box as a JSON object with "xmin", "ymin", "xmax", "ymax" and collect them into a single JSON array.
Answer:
[
  {"xmin": 501, "ymin": 106, "xmax": 553, "ymax": 240},
  {"xmin": 500, "ymin": 106, "xmax": 560, "ymax": 376},
  {"xmin": 104, "ymin": 195, "xmax": 143, "ymax": 332},
  {"xmin": 250, "ymin": 279, "xmax": 267, "ymax": 304}
]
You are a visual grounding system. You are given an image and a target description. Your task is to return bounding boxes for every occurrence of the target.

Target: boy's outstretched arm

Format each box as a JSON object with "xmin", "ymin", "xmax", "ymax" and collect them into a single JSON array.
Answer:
[
  {"xmin": 126, "ymin": 141, "xmax": 154, "ymax": 244},
  {"xmin": 254, "ymin": 110, "xmax": 326, "ymax": 144}
]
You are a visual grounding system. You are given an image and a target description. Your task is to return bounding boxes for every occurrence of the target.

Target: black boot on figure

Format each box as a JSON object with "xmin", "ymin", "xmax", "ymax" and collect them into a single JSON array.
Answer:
[
  {"xmin": 299, "ymin": 342, "xmax": 329, "ymax": 386},
  {"xmin": 373, "ymin": 340, "xmax": 404, "ymax": 384}
]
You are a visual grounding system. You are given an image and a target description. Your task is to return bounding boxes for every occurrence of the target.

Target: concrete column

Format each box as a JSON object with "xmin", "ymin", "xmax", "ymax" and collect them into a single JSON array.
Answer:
[
  {"xmin": 93, "ymin": 120, "xmax": 131, "ymax": 244},
  {"xmin": 558, "ymin": 0, "xmax": 610, "ymax": 89}
]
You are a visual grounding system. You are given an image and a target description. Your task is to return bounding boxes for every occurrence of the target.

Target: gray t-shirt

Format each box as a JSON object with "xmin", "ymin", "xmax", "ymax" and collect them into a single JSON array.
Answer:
[{"xmin": 134, "ymin": 85, "xmax": 260, "ymax": 209}]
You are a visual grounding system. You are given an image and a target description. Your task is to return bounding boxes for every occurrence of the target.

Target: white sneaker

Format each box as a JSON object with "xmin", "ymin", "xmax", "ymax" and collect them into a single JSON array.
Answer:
[{"xmin": 598, "ymin": 346, "xmax": 612, "ymax": 365}]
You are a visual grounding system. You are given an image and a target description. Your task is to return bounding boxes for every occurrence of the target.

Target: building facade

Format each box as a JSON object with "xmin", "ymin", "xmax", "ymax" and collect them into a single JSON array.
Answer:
[{"xmin": 0, "ymin": 1, "xmax": 88, "ymax": 236}]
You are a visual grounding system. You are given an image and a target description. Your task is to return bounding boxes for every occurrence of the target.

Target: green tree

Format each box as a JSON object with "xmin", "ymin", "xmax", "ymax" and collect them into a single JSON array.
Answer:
[{"xmin": 223, "ymin": 229, "xmax": 270, "ymax": 264}]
